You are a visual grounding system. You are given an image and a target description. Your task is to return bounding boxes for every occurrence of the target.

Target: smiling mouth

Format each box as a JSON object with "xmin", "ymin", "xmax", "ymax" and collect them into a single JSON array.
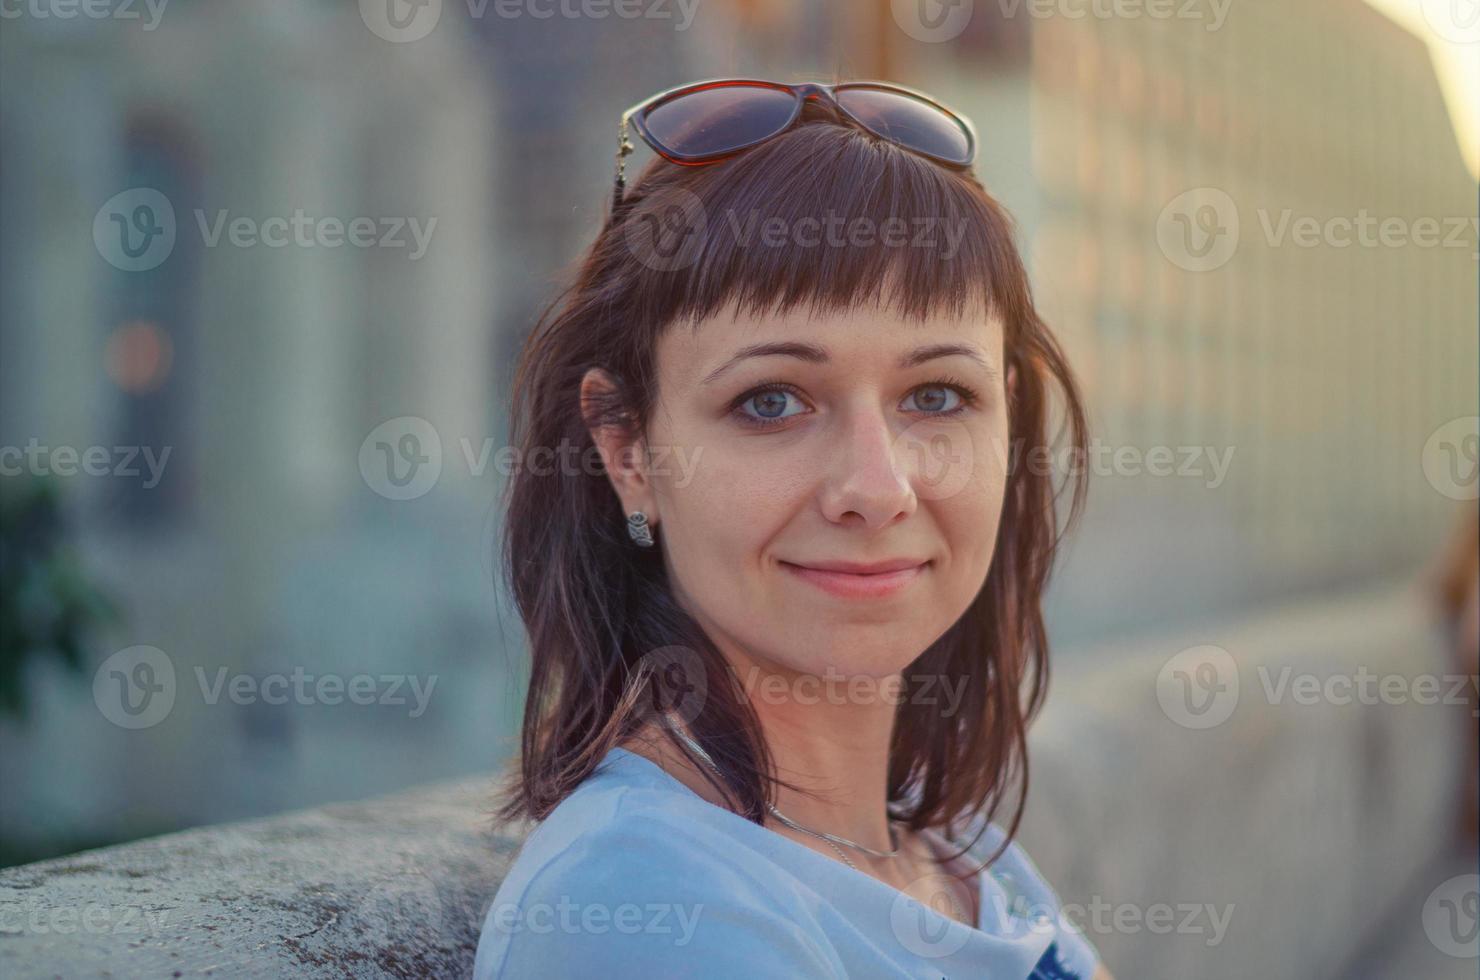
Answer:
[{"xmin": 779, "ymin": 559, "xmax": 930, "ymax": 600}]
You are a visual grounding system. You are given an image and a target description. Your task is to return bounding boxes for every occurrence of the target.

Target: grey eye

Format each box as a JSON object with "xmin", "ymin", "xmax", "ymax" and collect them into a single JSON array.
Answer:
[
  {"xmin": 903, "ymin": 384, "xmax": 963, "ymax": 413},
  {"xmin": 742, "ymin": 389, "xmax": 802, "ymax": 420}
]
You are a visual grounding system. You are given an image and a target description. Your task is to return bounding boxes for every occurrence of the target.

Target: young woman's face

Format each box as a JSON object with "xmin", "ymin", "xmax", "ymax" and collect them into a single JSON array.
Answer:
[{"xmin": 638, "ymin": 299, "xmax": 1011, "ymax": 682}]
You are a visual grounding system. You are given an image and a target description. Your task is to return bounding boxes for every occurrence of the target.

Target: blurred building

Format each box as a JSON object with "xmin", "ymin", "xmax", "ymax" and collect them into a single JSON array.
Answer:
[
  {"xmin": 0, "ymin": 0, "xmax": 1474, "ymax": 862},
  {"xmin": 0, "ymin": 1, "xmax": 510, "ymax": 858},
  {"xmin": 887, "ymin": 0, "xmax": 1479, "ymax": 642}
]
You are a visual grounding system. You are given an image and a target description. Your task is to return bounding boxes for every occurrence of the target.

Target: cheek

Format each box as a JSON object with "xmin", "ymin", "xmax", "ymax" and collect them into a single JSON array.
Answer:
[
  {"xmin": 940, "ymin": 424, "xmax": 1010, "ymax": 570},
  {"xmin": 654, "ymin": 441, "xmax": 799, "ymax": 581}
]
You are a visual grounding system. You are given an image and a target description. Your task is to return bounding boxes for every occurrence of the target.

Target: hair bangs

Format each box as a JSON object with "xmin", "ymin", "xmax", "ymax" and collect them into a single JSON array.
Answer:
[{"xmin": 607, "ymin": 106, "xmax": 1027, "ymax": 335}]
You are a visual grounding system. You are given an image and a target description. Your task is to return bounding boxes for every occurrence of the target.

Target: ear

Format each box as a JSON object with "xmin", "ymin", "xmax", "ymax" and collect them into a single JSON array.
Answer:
[{"xmin": 581, "ymin": 367, "xmax": 659, "ymax": 526}]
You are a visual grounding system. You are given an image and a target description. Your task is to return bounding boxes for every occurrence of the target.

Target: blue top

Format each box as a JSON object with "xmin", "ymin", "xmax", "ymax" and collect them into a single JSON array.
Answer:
[{"xmin": 473, "ymin": 746, "xmax": 1101, "ymax": 979}]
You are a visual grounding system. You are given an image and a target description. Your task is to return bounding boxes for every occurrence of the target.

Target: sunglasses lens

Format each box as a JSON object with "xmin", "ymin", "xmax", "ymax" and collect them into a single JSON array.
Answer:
[
  {"xmin": 643, "ymin": 84, "xmax": 799, "ymax": 159},
  {"xmin": 834, "ymin": 87, "xmax": 973, "ymax": 165}
]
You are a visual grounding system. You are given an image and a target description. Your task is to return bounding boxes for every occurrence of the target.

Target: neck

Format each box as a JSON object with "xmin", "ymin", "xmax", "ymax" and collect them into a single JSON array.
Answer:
[{"xmin": 733, "ymin": 659, "xmax": 903, "ymax": 854}]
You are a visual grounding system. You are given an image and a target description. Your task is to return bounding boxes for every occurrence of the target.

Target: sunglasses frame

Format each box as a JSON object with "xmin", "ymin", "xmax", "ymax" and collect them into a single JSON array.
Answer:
[{"xmin": 611, "ymin": 77, "xmax": 978, "ymax": 215}]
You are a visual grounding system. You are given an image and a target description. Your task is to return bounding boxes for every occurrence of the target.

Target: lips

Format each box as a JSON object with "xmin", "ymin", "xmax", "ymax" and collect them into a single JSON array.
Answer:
[{"xmin": 779, "ymin": 557, "xmax": 930, "ymax": 599}]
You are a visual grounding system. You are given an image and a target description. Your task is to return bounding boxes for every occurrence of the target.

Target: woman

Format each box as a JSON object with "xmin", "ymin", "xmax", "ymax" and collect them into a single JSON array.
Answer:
[{"xmin": 474, "ymin": 78, "xmax": 1112, "ymax": 979}]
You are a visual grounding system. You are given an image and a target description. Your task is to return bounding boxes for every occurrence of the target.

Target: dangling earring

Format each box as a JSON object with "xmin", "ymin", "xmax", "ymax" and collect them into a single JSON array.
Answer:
[{"xmin": 626, "ymin": 511, "xmax": 655, "ymax": 548}]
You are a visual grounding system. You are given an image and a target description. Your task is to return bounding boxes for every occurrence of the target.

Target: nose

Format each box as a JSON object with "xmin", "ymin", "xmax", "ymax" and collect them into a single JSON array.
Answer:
[{"xmin": 818, "ymin": 403, "xmax": 918, "ymax": 530}]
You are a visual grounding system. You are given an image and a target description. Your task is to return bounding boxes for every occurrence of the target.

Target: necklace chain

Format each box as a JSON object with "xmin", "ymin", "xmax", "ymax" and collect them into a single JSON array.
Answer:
[
  {"xmin": 657, "ymin": 716, "xmax": 970, "ymax": 924},
  {"xmin": 661, "ymin": 714, "xmax": 902, "ymax": 858}
]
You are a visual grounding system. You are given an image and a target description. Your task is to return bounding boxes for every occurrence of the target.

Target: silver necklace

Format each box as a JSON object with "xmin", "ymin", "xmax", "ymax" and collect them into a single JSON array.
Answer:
[
  {"xmin": 660, "ymin": 715, "xmax": 902, "ymax": 868},
  {"xmin": 659, "ymin": 718, "xmax": 971, "ymax": 926}
]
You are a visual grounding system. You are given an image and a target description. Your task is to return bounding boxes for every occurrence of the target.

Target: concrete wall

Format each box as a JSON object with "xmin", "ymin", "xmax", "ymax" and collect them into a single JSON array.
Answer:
[{"xmin": 0, "ymin": 580, "xmax": 1471, "ymax": 978}]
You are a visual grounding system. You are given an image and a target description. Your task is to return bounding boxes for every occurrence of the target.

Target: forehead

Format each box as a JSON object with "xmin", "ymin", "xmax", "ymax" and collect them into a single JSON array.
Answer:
[{"xmin": 659, "ymin": 298, "xmax": 1005, "ymax": 386}]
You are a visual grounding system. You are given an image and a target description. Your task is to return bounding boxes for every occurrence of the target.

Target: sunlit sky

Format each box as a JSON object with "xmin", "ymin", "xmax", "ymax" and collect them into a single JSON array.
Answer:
[{"xmin": 1363, "ymin": 0, "xmax": 1480, "ymax": 179}]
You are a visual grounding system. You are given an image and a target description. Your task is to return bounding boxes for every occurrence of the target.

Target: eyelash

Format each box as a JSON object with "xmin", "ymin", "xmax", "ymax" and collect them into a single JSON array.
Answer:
[{"xmin": 729, "ymin": 375, "xmax": 983, "ymax": 430}]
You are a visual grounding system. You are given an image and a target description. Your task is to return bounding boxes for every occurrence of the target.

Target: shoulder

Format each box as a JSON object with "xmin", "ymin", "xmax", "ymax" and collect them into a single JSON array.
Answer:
[{"xmin": 473, "ymin": 782, "xmax": 842, "ymax": 979}]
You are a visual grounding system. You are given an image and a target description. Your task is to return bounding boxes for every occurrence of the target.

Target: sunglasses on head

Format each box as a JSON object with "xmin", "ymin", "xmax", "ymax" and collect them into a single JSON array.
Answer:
[{"xmin": 612, "ymin": 78, "xmax": 979, "ymax": 214}]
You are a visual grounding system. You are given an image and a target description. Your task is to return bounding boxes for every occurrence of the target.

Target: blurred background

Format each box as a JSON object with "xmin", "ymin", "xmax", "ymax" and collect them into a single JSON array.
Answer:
[{"xmin": 1, "ymin": 0, "xmax": 1476, "ymax": 974}]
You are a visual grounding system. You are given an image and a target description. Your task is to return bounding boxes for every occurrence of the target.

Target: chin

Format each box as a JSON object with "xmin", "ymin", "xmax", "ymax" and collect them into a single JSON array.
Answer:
[{"xmin": 786, "ymin": 632, "xmax": 932, "ymax": 679}]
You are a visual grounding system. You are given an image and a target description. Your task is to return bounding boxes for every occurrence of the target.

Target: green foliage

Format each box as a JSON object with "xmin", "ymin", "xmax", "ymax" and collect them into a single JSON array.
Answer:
[{"xmin": 0, "ymin": 477, "xmax": 121, "ymax": 719}]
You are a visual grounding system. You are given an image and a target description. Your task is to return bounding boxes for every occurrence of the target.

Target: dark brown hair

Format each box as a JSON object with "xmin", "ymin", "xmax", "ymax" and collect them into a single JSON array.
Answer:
[{"xmin": 492, "ymin": 95, "xmax": 1090, "ymax": 870}]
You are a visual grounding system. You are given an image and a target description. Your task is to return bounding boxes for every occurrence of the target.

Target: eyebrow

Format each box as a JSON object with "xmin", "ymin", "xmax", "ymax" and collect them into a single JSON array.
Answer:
[{"xmin": 700, "ymin": 341, "xmax": 1001, "ymax": 385}]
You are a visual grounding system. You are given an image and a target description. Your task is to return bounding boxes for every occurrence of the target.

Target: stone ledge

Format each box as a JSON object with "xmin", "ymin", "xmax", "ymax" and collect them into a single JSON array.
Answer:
[{"xmin": 1, "ymin": 580, "xmax": 1465, "ymax": 978}]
